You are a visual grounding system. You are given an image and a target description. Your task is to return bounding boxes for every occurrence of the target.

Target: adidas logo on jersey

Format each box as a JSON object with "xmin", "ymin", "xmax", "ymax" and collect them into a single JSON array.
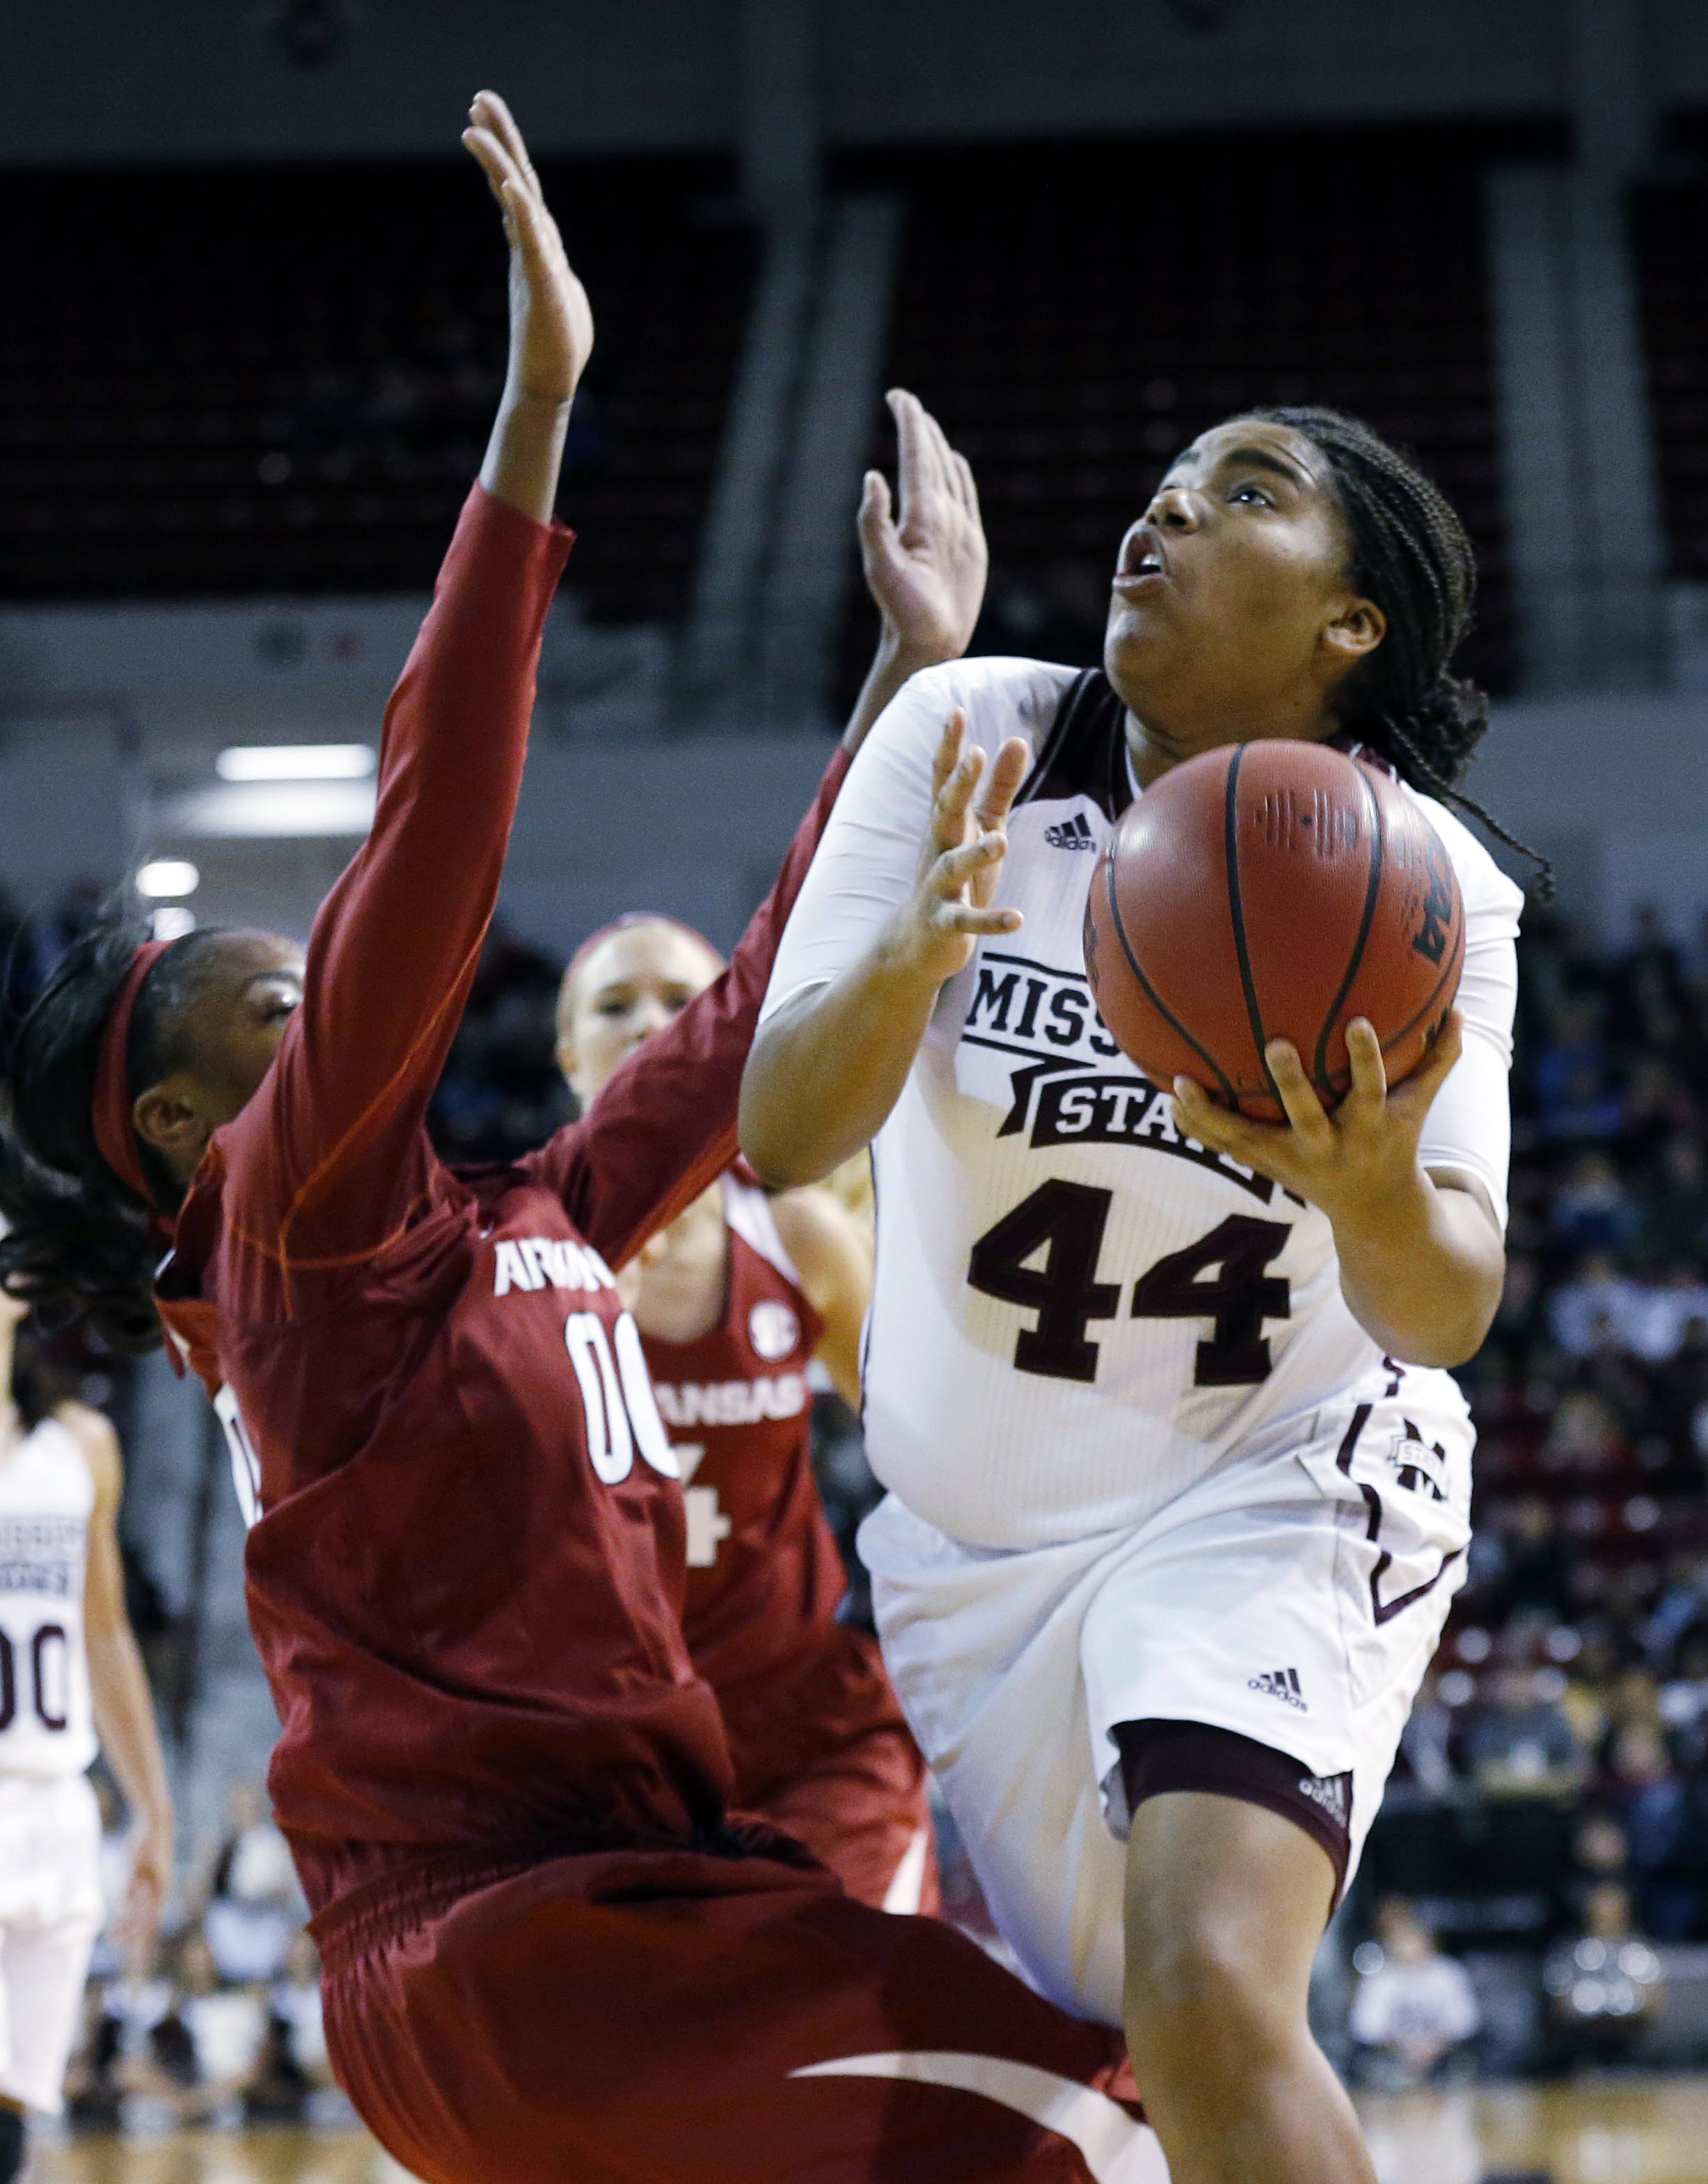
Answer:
[
  {"xmin": 1248, "ymin": 1666, "xmax": 1308, "ymax": 1711},
  {"xmin": 1043, "ymin": 811, "xmax": 1097, "ymax": 851}
]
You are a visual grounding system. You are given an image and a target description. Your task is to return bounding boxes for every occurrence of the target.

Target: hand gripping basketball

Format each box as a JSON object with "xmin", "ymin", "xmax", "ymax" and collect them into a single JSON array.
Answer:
[
  {"xmin": 1171, "ymin": 1007, "xmax": 1466, "ymax": 1231},
  {"xmin": 888, "ymin": 711, "xmax": 1029, "ymax": 990}
]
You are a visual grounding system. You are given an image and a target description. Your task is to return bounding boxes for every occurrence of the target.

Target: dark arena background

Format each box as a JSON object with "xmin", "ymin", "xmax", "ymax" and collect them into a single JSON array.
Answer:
[{"xmin": 5, "ymin": 3, "xmax": 1708, "ymax": 2180}]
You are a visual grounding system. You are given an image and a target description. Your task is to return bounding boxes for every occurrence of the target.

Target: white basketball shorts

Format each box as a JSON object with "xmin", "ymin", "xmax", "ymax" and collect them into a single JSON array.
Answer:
[
  {"xmin": 861, "ymin": 1388, "xmax": 1472, "ymax": 2025},
  {"xmin": 0, "ymin": 1773, "xmax": 103, "ymax": 2113}
]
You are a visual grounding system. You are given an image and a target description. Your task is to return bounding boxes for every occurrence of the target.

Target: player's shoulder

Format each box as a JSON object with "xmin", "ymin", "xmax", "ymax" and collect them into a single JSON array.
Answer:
[
  {"xmin": 888, "ymin": 656, "xmax": 1081, "ymax": 756},
  {"xmin": 49, "ymin": 1401, "xmax": 122, "ymax": 1500},
  {"xmin": 1403, "ymin": 784, "xmax": 1526, "ymax": 929}
]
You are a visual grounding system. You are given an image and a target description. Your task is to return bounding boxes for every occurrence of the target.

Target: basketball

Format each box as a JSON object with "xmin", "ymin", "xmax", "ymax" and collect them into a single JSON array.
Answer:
[{"xmin": 1082, "ymin": 741, "xmax": 1464, "ymax": 1123}]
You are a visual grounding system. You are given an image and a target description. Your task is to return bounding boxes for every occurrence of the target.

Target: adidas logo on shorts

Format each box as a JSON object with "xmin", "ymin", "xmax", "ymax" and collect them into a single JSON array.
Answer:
[
  {"xmin": 1043, "ymin": 811, "xmax": 1097, "ymax": 850},
  {"xmin": 1298, "ymin": 1771, "xmax": 1352, "ymax": 1826},
  {"xmin": 1247, "ymin": 1666, "xmax": 1308, "ymax": 1711}
]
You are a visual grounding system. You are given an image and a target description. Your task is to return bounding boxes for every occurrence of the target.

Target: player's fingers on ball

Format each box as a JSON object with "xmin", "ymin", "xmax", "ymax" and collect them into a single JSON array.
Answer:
[
  {"xmin": 1424, "ymin": 1007, "xmax": 1465, "ymax": 1077},
  {"xmin": 1266, "ymin": 1039, "xmax": 1336, "ymax": 1142},
  {"xmin": 1406, "ymin": 1009, "xmax": 1464, "ymax": 1103},
  {"xmin": 1343, "ymin": 1018, "xmax": 1389, "ymax": 1109},
  {"xmin": 1169, "ymin": 1075, "xmax": 1221, "ymax": 1137}
]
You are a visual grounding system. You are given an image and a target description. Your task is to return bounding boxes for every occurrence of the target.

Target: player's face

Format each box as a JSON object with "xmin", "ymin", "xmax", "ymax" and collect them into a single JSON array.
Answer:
[
  {"xmin": 133, "ymin": 931, "xmax": 306, "ymax": 1183},
  {"xmin": 1103, "ymin": 417, "xmax": 1383, "ymax": 745},
  {"xmin": 178, "ymin": 930, "xmax": 307, "ymax": 1116},
  {"xmin": 557, "ymin": 923, "xmax": 724, "ymax": 1102}
]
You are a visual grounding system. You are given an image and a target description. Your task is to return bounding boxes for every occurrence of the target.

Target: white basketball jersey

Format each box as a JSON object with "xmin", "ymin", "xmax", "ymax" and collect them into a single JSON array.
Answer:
[
  {"xmin": 761, "ymin": 657, "xmax": 1524, "ymax": 1551},
  {"xmin": 0, "ymin": 1418, "xmax": 97, "ymax": 1778}
]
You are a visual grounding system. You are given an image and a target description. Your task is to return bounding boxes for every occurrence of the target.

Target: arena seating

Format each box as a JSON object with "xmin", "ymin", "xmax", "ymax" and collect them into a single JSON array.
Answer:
[
  {"xmin": 837, "ymin": 127, "xmax": 1524, "ymax": 706},
  {"xmin": 0, "ymin": 157, "xmax": 757, "ymax": 618},
  {"xmin": 1631, "ymin": 175, "xmax": 1708, "ymax": 580}
]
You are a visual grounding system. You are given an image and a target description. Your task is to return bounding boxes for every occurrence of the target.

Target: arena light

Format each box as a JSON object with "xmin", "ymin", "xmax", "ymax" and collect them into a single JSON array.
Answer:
[
  {"xmin": 151, "ymin": 907, "xmax": 197, "ymax": 942},
  {"xmin": 215, "ymin": 744, "xmax": 377, "ymax": 782},
  {"xmin": 169, "ymin": 780, "xmax": 379, "ymax": 839},
  {"xmin": 136, "ymin": 858, "xmax": 200, "ymax": 899}
]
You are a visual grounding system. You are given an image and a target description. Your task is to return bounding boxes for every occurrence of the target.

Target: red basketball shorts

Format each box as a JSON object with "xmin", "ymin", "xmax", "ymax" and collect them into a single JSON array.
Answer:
[
  {"xmin": 723, "ymin": 1628, "xmax": 939, "ymax": 1915},
  {"xmin": 315, "ymin": 1841, "xmax": 1160, "ymax": 2184}
]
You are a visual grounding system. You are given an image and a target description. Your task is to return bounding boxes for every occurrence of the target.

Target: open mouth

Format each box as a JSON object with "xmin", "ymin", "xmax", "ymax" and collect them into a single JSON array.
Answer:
[{"xmin": 1112, "ymin": 546, "xmax": 1168, "ymax": 596}]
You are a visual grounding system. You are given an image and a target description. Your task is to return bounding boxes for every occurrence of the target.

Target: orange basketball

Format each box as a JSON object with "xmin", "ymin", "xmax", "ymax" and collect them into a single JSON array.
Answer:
[{"xmin": 1082, "ymin": 741, "xmax": 1464, "ymax": 1123}]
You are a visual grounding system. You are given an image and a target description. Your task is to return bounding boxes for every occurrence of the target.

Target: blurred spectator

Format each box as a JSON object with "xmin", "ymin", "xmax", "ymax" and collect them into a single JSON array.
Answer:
[
  {"xmin": 251, "ymin": 1931, "xmax": 336, "ymax": 2123},
  {"xmin": 119, "ymin": 1933, "xmax": 269, "ymax": 2129},
  {"xmin": 1599, "ymin": 1723, "xmax": 1707, "ymax": 1939},
  {"xmin": 1487, "ymin": 1496, "xmax": 1575, "ymax": 1624},
  {"xmin": 1622, "ymin": 1263, "xmax": 1708, "ymax": 1363},
  {"xmin": 1464, "ymin": 1668, "xmax": 1581, "ymax": 1797},
  {"xmin": 1543, "ymin": 1882, "xmax": 1663, "ymax": 2066},
  {"xmin": 1348, "ymin": 1901, "xmax": 1480, "ymax": 2089},
  {"xmin": 1394, "ymin": 1668, "xmax": 1462, "ymax": 1797},
  {"xmin": 1537, "ymin": 1390, "xmax": 1631, "ymax": 1480},
  {"xmin": 200, "ymin": 1781, "xmax": 301, "ymax": 1985},
  {"xmin": 61, "ymin": 1981, "xmax": 125, "ymax": 2132},
  {"xmin": 1551, "ymin": 1152, "xmax": 1639, "ymax": 1256},
  {"xmin": 1549, "ymin": 1256, "xmax": 1640, "ymax": 1359}
]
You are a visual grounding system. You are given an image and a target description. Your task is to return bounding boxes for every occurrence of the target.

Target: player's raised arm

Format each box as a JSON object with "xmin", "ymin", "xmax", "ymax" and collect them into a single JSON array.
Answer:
[
  {"xmin": 234, "ymin": 95, "xmax": 585, "ymax": 1256},
  {"xmin": 526, "ymin": 395, "xmax": 990, "ymax": 1261},
  {"xmin": 841, "ymin": 390, "xmax": 988, "ymax": 755},
  {"xmin": 466, "ymin": 94, "xmax": 593, "ymax": 523},
  {"xmin": 738, "ymin": 709, "xmax": 1029, "ymax": 1189}
]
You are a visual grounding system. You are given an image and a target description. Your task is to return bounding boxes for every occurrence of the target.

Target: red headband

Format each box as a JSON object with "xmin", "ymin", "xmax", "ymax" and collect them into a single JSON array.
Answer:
[{"xmin": 92, "ymin": 939, "xmax": 171, "ymax": 1205}]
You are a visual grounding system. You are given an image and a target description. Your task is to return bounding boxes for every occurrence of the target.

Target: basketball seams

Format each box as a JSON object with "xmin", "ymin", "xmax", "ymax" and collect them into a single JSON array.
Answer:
[
  {"xmin": 1098, "ymin": 841, "xmax": 1241, "ymax": 1108},
  {"xmin": 1376, "ymin": 899, "xmax": 1466, "ymax": 1065},
  {"xmin": 1222, "ymin": 746, "xmax": 1280, "ymax": 1111},
  {"xmin": 1309, "ymin": 763, "xmax": 1386, "ymax": 1096}
]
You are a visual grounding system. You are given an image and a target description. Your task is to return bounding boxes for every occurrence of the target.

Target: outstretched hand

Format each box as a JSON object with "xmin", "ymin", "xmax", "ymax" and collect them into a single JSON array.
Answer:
[
  {"xmin": 860, "ymin": 389, "xmax": 988, "ymax": 664},
  {"xmin": 885, "ymin": 710, "xmax": 1029, "ymax": 990},
  {"xmin": 1170, "ymin": 1012, "xmax": 1466, "ymax": 1231},
  {"xmin": 463, "ymin": 91, "xmax": 594, "ymax": 409},
  {"xmin": 111, "ymin": 1812, "xmax": 172, "ymax": 1980}
]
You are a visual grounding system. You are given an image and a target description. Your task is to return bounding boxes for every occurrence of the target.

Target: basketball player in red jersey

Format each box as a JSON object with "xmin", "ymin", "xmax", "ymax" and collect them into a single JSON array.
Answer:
[
  {"xmin": 0, "ymin": 99, "xmax": 1162, "ymax": 2184},
  {"xmin": 558, "ymin": 915, "xmax": 935, "ymax": 1913}
]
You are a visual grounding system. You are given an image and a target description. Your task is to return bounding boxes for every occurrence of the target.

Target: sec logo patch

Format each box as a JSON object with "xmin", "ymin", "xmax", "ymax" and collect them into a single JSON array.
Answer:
[{"xmin": 749, "ymin": 1299, "xmax": 800, "ymax": 1362}]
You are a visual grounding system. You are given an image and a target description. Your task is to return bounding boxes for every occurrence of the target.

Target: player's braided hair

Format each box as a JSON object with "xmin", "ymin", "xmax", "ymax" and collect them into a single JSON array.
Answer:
[
  {"xmin": 0, "ymin": 921, "xmax": 226, "ymax": 1354},
  {"xmin": 1251, "ymin": 405, "xmax": 1553, "ymax": 899}
]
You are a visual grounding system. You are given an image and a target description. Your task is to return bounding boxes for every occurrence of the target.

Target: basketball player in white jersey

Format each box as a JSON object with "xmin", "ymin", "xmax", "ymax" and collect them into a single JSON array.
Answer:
[
  {"xmin": 742, "ymin": 408, "xmax": 1531, "ymax": 2184},
  {"xmin": 0, "ymin": 1267, "xmax": 173, "ymax": 2177}
]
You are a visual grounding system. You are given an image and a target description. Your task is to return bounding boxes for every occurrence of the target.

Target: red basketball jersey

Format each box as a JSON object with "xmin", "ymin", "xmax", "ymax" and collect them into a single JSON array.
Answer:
[{"xmin": 642, "ymin": 1177, "xmax": 843, "ymax": 1697}]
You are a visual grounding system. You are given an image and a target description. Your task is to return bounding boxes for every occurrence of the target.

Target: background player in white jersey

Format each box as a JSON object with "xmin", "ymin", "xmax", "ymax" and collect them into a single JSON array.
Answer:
[
  {"xmin": 742, "ymin": 406, "xmax": 1539, "ymax": 2184},
  {"xmin": 0, "ymin": 1269, "xmax": 173, "ymax": 2178}
]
